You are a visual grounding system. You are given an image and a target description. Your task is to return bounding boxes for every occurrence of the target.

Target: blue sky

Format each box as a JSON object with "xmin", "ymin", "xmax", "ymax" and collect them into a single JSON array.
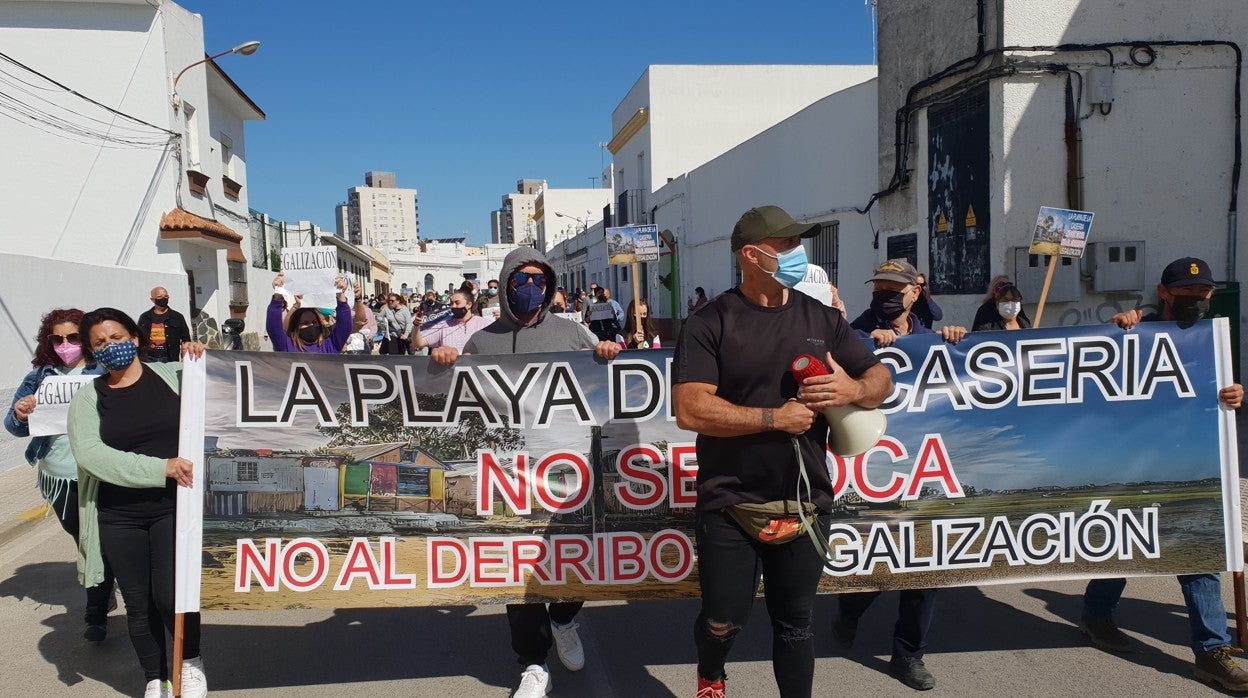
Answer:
[{"xmin": 181, "ymin": 1, "xmax": 877, "ymax": 245}]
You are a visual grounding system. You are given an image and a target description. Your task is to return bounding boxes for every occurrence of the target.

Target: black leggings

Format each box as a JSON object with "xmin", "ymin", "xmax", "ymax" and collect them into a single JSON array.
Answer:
[
  {"xmin": 48, "ymin": 481, "xmax": 115, "ymax": 624},
  {"xmin": 693, "ymin": 510, "xmax": 829, "ymax": 698},
  {"xmin": 98, "ymin": 509, "xmax": 200, "ymax": 681}
]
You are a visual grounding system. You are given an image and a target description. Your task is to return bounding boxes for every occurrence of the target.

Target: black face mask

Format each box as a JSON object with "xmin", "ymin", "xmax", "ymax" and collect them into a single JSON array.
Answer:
[
  {"xmin": 450, "ymin": 307, "xmax": 468, "ymax": 319},
  {"xmin": 298, "ymin": 326, "xmax": 322, "ymax": 343},
  {"xmin": 1170, "ymin": 295, "xmax": 1210, "ymax": 323},
  {"xmin": 870, "ymin": 290, "xmax": 908, "ymax": 321},
  {"xmin": 153, "ymin": 298, "xmax": 169, "ymax": 308},
  {"xmin": 551, "ymin": 304, "xmax": 566, "ymax": 313}
]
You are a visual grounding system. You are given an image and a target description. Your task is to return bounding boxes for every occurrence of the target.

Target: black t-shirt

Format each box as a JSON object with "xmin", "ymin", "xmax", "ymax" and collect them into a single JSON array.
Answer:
[
  {"xmin": 673, "ymin": 288, "xmax": 881, "ymax": 512},
  {"xmin": 95, "ymin": 365, "xmax": 181, "ymax": 517}
]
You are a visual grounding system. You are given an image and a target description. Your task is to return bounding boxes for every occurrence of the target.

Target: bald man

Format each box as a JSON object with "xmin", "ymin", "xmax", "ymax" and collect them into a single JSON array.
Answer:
[{"xmin": 137, "ymin": 286, "xmax": 191, "ymax": 362}]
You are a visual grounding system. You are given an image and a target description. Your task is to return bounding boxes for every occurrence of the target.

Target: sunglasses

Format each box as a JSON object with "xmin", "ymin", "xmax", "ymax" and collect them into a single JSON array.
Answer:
[
  {"xmin": 49, "ymin": 332, "xmax": 81, "ymax": 346},
  {"xmin": 509, "ymin": 271, "xmax": 547, "ymax": 289}
]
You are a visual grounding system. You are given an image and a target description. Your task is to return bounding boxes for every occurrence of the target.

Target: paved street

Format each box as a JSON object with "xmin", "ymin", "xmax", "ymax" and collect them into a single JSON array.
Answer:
[{"xmin": 1, "ymin": 455, "xmax": 1246, "ymax": 697}]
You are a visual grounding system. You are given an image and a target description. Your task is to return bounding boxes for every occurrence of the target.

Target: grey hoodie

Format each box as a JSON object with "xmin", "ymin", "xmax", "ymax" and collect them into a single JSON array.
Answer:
[{"xmin": 464, "ymin": 247, "xmax": 598, "ymax": 355}]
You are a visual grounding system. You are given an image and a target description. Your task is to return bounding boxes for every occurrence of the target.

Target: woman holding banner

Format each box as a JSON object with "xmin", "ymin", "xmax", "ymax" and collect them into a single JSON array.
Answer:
[
  {"xmin": 5, "ymin": 308, "xmax": 115, "ymax": 643},
  {"xmin": 67, "ymin": 308, "xmax": 208, "ymax": 698}
]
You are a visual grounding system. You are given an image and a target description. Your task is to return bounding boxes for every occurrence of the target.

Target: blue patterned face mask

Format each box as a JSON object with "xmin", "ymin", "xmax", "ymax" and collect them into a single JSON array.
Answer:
[{"xmin": 94, "ymin": 339, "xmax": 137, "ymax": 371}]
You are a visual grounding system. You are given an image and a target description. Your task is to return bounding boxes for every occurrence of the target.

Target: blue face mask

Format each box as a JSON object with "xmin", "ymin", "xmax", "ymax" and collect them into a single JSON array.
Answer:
[
  {"xmin": 754, "ymin": 244, "xmax": 809, "ymax": 288},
  {"xmin": 507, "ymin": 283, "xmax": 546, "ymax": 316},
  {"xmin": 94, "ymin": 339, "xmax": 137, "ymax": 372}
]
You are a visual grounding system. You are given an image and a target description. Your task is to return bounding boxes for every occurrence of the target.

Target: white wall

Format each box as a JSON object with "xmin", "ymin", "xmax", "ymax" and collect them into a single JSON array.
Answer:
[
  {"xmin": 610, "ymin": 65, "xmax": 878, "ymax": 200},
  {"xmin": 876, "ymin": 0, "xmax": 1248, "ymax": 341},
  {"xmin": 0, "ymin": 1, "xmax": 267, "ymax": 379},
  {"xmin": 0, "ymin": 254, "xmax": 188, "ymax": 387},
  {"xmin": 535, "ymin": 188, "xmax": 612, "ymax": 251},
  {"xmin": 650, "ymin": 79, "xmax": 881, "ymax": 320},
  {"xmin": 0, "ymin": 1, "xmax": 181, "ymax": 273}
]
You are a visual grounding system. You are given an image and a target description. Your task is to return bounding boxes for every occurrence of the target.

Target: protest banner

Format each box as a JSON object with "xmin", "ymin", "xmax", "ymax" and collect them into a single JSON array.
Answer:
[
  {"xmin": 27, "ymin": 374, "xmax": 94, "ymax": 437},
  {"xmin": 280, "ymin": 246, "xmax": 340, "ymax": 309},
  {"xmin": 1029, "ymin": 206, "xmax": 1095, "ymax": 325},
  {"xmin": 176, "ymin": 320, "xmax": 1240, "ymax": 612}
]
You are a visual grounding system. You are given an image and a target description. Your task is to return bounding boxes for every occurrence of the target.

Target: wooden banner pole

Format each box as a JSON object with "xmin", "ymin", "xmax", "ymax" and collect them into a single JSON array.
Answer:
[
  {"xmin": 631, "ymin": 261, "xmax": 642, "ymax": 344},
  {"xmin": 172, "ymin": 612, "xmax": 185, "ymax": 696},
  {"xmin": 1032, "ymin": 254, "xmax": 1060, "ymax": 328},
  {"xmin": 1236, "ymin": 571, "xmax": 1248, "ymax": 649}
]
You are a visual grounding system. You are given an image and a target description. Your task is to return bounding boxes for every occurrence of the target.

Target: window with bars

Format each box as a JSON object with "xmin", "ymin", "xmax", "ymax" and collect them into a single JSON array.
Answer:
[
  {"xmin": 237, "ymin": 461, "xmax": 258, "ymax": 482},
  {"xmin": 807, "ymin": 221, "xmax": 839, "ymax": 284}
]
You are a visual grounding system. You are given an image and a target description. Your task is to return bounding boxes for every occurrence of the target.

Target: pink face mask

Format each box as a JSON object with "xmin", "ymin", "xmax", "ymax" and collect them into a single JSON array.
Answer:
[{"xmin": 53, "ymin": 341, "xmax": 83, "ymax": 366}]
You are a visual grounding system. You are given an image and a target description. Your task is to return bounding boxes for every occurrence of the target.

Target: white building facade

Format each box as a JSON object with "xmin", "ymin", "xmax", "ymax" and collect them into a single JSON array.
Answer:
[
  {"xmin": 343, "ymin": 171, "xmax": 420, "ymax": 249},
  {"xmin": 608, "ymin": 65, "xmax": 878, "ymax": 228},
  {"xmin": 873, "ymin": 0, "xmax": 1248, "ymax": 363},
  {"xmin": 491, "ymin": 179, "xmax": 544, "ymax": 245},
  {"xmin": 0, "ymin": 0, "xmax": 266, "ymax": 388},
  {"xmin": 533, "ymin": 187, "xmax": 612, "ymax": 252},
  {"xmin": 548, "ymin": 65, "xmax": 879, "ymax": 341}
]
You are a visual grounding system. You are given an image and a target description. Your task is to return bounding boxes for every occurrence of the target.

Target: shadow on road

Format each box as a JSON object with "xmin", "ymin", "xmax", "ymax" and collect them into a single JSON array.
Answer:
[{"xmin": 0, "ymin": 561, "xmax": 133, "ymax": 695}]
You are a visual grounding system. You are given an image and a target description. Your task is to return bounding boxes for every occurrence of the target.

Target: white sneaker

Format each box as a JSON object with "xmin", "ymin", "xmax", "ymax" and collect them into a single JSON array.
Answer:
[
  {"xmin": 513, "ymin": 664, "xmax": 551, "ymax": 698},
  {"xmin": 181, "ymin": 656, "xmax": 208, "ymax": 698},
  {"xmin": 142, "ymin": 679, "xmax": 172, "ymax": 698},
  {"xmin": 551, "ymin": 619, "xmax": 585, "ymax": 671}
]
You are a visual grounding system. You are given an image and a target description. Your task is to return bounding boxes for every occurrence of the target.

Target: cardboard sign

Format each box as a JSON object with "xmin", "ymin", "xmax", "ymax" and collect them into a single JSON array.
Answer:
[
  {"xmin": 28, "ymin": 374, "xmax": 94, "ymax": 436},
  {"xmin": 281, "ymin": 247, "xmax": 340, "ymax": 309},
  {"xmin": 1029, "ymin": 207, "xmax": 1095, "ymax": 258},
  {"xmin": 606, "ymin": 224, "xmax": 660, "ymax": 265},
  {"xmin": 586, "ymin": 302, "xmax": 616, "ymax": 322}
]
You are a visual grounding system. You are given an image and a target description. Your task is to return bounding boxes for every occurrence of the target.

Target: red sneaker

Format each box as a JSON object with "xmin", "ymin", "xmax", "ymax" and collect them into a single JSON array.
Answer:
[{"xmin": 696, "ymin": 675, "xmax": 726, "ymax": 698}]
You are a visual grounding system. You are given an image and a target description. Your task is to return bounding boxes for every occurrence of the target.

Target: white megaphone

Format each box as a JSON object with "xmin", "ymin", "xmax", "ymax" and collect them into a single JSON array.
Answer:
[{"xmin": 791, "ymin": 354, "xmax": 887, "ymax": 457}]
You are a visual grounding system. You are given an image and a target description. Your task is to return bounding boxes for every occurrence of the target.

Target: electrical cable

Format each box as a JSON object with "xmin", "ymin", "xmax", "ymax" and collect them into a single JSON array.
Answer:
[
  {"xmin": 0, "ymin": 49, "xmax": 175, "ymax": 135},
  {"xmin": 858, "ymin": 39, "xmax": 1242, "ymax": 220}
]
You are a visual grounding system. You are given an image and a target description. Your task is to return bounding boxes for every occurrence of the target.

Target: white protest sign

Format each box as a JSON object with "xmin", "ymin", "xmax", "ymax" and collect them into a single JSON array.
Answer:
[
  {"xmin": 587, "ymin": 302, "xmax": 616, "ymax": 322},
  {"xmin": 281, "ymin": 247, "xmax": 340, "ymax": 310},
  {"xmin": 28, "ymin": 374, "xmax": 95, "ymax": 437}
]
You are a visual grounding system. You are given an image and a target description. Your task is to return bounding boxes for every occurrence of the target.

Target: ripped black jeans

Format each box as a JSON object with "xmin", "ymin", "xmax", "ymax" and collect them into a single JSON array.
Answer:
[{"xmin": 693, "ymin": 509, "xmax": 829, "ymax": 698}]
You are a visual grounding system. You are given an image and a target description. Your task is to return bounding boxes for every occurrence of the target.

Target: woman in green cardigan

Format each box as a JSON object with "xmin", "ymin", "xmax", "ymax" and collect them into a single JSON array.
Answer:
[{"xmin": 68, "ymin": 307, "xmax": 206, "ymax": 698}]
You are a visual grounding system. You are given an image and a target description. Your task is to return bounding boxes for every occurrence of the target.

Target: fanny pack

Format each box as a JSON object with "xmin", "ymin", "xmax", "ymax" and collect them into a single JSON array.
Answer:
[{"xmin": 726, "ymin": 500, "xmax": 820, "ymax": 545}]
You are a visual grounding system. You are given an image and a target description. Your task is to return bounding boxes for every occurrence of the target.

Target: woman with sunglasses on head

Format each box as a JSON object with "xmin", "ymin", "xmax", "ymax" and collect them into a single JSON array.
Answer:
[
  {"xmin": 66, "ymin": 308, "xmax": 209, "ymax": 698},
  {"xmin": 5, "ymin": 308, "xmax": 116, "ymax": 643}
]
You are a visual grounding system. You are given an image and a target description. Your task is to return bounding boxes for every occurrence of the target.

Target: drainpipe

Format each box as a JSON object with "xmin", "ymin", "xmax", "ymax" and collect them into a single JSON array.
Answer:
[{"xmin": 660, "ymin": 229, "xmax": 680, "ymax": 327}]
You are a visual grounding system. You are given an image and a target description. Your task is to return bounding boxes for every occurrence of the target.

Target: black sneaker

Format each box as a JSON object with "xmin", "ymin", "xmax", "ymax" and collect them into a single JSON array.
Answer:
[
  {"xmin": 890, "ymin": 656, "xmax": 936, "ymax": 691},
  {"xmin": 831, "ymin": 613, "xmax": 857, "ymax": 649},
  {"xmin": 83, "ymin": 623, "xmax": 107, "ymax": 642},
  {"xmin": 1077, "ymin": 615, "xmax": 1132, "ymax": 653}
]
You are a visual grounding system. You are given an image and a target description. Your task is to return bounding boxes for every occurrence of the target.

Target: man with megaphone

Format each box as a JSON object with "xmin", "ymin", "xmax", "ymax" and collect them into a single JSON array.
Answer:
[
  {"xmin": 673, "ymin": 205, "xmax": 892, "ymax": 698},
  {"xmin": 833, "ymin": 258, "xmax": 968, "ymax": 692}
]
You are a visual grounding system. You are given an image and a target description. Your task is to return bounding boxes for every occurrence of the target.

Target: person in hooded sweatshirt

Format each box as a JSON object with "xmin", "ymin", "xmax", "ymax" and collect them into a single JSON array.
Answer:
[{"xmin": 431, "ymin": 247, "xmax": 621, "ymax": 698}]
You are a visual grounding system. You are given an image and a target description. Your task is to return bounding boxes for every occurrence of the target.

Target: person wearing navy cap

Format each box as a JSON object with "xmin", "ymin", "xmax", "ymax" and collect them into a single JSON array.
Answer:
[{"xmin": 1077, "ymin": 256, "xmax": 1248, "ymax": 691}]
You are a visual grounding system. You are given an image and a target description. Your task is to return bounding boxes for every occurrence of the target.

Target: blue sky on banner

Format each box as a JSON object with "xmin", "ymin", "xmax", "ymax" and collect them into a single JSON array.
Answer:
[{"xmin": 202, "ymin": 322, "xmax": 1227, "ymax": 491}]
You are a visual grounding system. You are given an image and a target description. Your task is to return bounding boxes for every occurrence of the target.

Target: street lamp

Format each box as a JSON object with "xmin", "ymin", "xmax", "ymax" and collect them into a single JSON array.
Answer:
[
  {"xmin": 554, "ymin": 211, "xmax": 588, "ymax": 232},
  {"xmin": 172, "ymin": 40, "xmax": 261, "ymax": 107}
]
